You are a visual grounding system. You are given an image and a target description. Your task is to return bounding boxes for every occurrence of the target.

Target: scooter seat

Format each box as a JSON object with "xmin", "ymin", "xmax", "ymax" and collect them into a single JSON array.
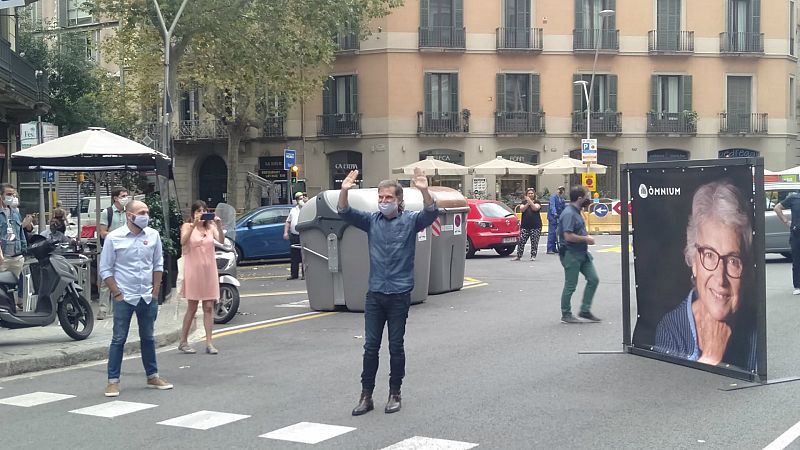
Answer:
[{"xmin": 0, "ymin": 271, "xmax": 17, "ymax": 285}]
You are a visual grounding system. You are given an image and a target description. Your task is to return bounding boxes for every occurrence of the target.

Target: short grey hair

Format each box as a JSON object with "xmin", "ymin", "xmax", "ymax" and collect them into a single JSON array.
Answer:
[
  {"xmin": 683, "ymin": 180, "xmax": 752, "ymax": 267},
  {"xmin": 377, "ymin": 179, "xmax": 405, "ymax": 212}
]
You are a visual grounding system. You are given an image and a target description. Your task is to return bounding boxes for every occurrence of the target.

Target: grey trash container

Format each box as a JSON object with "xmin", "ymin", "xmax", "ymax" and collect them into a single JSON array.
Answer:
[
  {"xmin": 427, "ymin": 187, "xmax": 469, "ymax": 295},
  {"xmin": 296, "ymin": 188, "xmax": 433, "ymax": 312}
]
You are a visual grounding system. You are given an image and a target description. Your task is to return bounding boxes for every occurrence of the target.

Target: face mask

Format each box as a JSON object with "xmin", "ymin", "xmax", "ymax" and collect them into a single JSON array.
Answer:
[
  {"xmin": 131, "ymin": 213, "xmax": 149, "ymax": 229},
  {"xmin": 298, "ymin": 199, "xmax": 305, "ymax": 207},
  {"xmin": 10, "ymin": 197, "xmax": 19, "ymax": 208},
  {"xmin": 4, "ymin": 196, "xmax": 13, "ymax": 207},
  {"xmin": 119, "ymin": 197, "xmax": 130, "ymax": 208},
  {"xmin": 378, "ymin": 201, "xmax": 398, "ymax": 217}
]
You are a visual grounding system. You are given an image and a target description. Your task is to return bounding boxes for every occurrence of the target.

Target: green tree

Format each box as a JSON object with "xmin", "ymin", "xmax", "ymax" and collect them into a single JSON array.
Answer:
[{"xmin": 92, "ymin": 0, "xmax": 403, "ymax": 208}]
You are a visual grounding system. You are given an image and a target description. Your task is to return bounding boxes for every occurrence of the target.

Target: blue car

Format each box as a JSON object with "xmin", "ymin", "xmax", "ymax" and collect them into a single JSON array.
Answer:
[{"xmin": 234, "ymin": 205, "xmax": 293, "ymax": 262}]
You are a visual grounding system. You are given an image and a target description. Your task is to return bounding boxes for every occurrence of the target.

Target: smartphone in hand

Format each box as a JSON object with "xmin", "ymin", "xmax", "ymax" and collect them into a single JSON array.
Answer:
[{"xmin": 200, "ymin": 213, "xmax": 215, "ymax": 221}]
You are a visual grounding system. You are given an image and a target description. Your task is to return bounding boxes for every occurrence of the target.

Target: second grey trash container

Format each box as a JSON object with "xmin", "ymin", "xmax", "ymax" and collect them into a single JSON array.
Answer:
[
  {"xmin": 297, "ymin": 188, "xmax": 433, "ymax": 312},
  {"xmin": 427, "ymin": 187, "xmax": 469, "ymax": 294}
]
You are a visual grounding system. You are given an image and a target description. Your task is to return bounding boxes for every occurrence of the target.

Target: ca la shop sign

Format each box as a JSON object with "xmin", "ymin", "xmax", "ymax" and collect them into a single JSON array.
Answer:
[{"xmin": 334, "ymin": 163, "xmax": 359, "ymax": 170}]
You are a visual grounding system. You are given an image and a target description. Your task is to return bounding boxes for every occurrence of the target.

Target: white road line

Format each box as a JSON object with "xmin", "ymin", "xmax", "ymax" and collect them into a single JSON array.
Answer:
[
  {"xmin": 275, "ymin": 300, "xmax": 311, "ymax": 308},
  {"xmin": 70, "ymin": 400, "xmax": 157, "ymax": 418},
  {"xmin": 157, "ymin": 410, "xmax": 251, "ymax": 430},
  {"xmin": 381, "ymin": 436, "xmax": 478, "ymax": 450},
  {"xmin": 213, "ymin": 311, "xmax": 321, "ymax": 334},
  {"xmin": 0, "ymin": 392, "xmax": 75, "ymax": 407},
  {"xmin": 260, "ymin": 422, "xmax": 356, "ymax": 444},
  {"xmin": 763, "ymin": 420, "xmax": 800, "ymax": 450},
  {"xmin": 241, "ymin": 290, "xmax": 307, "ymax": 298}
]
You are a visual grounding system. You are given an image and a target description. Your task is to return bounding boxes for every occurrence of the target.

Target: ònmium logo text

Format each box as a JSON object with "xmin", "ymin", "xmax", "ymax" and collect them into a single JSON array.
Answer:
[{"xmin": 638, "ymin": 184, "xmax": 681, "ymax": 199}]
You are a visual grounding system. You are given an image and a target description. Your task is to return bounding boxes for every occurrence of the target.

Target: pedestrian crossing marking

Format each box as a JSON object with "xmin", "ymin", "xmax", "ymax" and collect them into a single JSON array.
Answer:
[
  {"xmin": 157, "ymin": 410, "xmax": 251, "ymax": 430},
  {"xmin": 260, "ymin": 421, "xmax": 356, "ymax": 444},
  {"xmin": 0, "ymin": 391, "xmax": 75, "ymax": 407},
  {"xmin": 70, "ymin": 400, "xmax": 157, "ymax": 418},
  {"xmin": 381, "ymin": 436, "xmax": 479, "ymax": 449},
  {"xmin": 276, "ymin": 299, "xmax": 311, "ymax": 308}
]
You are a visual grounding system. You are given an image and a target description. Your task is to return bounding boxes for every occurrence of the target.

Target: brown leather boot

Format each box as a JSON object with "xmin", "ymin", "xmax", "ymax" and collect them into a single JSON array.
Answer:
[
  {"xmin": 384, "ymin": 391, "xmax": 401, "ymax": 414},
  {"xmin": 351, "ymin": 391, "xmax": 374, "ymax": 416}
]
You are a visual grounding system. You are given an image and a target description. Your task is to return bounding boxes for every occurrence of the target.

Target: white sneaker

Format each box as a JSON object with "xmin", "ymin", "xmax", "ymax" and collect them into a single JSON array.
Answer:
[{"xmin": 793, "ymin": 289, "xmax": 800, "ymax": 295}]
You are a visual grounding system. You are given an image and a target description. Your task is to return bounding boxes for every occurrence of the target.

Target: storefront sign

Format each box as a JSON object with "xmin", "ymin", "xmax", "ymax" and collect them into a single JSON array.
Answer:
[
  {"xmin": 258, "ymin": 156, "xmax": 287, "ymax": 181},
  {"xmin": 719, "ymin": 149, "xmax": 759, "ymax": 159},
  {"xmin": 419, "ymin": 149, "xmax": 465, "ymax": 166},
  {"xmin": 329, "ymin": 150, "xmax": 362, "ymax": 189}
]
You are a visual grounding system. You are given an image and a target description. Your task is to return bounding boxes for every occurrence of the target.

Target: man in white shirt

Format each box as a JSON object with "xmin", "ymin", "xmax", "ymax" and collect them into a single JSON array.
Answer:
[
  {"xmin": 283, "ymin": 192, "xmax": 307, "ymax": 280},
  {"xmin": 99, "ymin": 199, "xmax": 172, "ymax": 397}
]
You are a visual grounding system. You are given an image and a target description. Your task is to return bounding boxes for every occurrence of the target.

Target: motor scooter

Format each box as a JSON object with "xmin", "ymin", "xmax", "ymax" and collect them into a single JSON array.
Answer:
[
  {"xmin": 213, "ymin": 203, "xmax": 240, "ymax": 324},
  {"xmin": 0, "ymin": 236, "xmax": 94, "ymax": 340}
]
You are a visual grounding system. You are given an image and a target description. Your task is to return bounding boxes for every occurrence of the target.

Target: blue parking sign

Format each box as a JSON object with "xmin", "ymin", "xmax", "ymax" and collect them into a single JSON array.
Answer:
[{"xmin": 283, "ymin": 149, "xmax": 296, "ymax": 170}]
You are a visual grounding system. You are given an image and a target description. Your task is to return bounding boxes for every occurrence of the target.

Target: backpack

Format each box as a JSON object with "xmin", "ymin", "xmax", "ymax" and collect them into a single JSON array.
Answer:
[{"xmin": 99, "ymin": 206, "xmax": 115, "ymax": 244}]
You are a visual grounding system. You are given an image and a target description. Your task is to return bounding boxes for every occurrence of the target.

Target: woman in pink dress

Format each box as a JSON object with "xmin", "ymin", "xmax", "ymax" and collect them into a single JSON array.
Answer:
[{"xmin": 178, "ymin": 200, "xmax": 224, "ymax": 354}]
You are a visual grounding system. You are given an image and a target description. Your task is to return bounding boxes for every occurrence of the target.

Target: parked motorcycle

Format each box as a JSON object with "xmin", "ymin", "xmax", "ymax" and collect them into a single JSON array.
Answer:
[
  {"xmin": 213, "ymin": 203, "xmax": 240, "ymax": 324},
  {"xmin": 0, "ymin": 236, "xmax": 94, "ymax": 340}
]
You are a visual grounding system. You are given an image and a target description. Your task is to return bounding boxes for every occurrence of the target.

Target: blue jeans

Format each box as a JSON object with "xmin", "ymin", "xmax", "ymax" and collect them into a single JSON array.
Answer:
[
  {"xmin": 107, "ymin": 298, "xmax": 159, "ymax": 383},
  {"xmin": 547, "ymin": 219, "xmax": 558, "ymax": 253},
  {"xmin": 361, "ymin": 291, "xmax": 411, "ymax": 393}
]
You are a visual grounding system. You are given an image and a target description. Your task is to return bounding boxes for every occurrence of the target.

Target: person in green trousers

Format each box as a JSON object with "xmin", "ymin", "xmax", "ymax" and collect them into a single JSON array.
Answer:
[{"xmin": 557, "ymin": 186, "xmax": 601, "ymax": 324}]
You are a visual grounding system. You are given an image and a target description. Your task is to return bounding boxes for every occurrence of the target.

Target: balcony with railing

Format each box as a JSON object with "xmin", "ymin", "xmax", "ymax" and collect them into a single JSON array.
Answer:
[
  {"xmin": 648, "ymin": 30, "xmax": 694, "ymax": 54},
  {"xmin": 647, "ymin": 111, "xmax": 697, "ymax": 135},
  {"xmin": 495, "ymin": 111, "xmax": 545, "ymax": 135},
  {"xmin": 0, "ymin": 39, "xmax": 48, "ymax": 114},
  {"xmin": 263, "ymin": 115, "xmax": 286, "ymax": 138},
  {"xmin": 573, "ymin": 29, "xmax": 619, "ymax": 52},
  {"xmin": 719, "ymin": 112, "xmax": 768, "ymax": 134},
  {"xmin": 417, "ymin": 110, "xmax": 469, "ymax": 134},
  {"xmin": 419, "ymin": 26, "xmax": 466, "ymax": 50},
  {"xmin": 572, "ymin": 111, "xmax": 622, "ymax": 135},
  {"xmin": 334, "ymin": 31, "xmax": 360, "ymax": 53},
  {"xmin": 719, "ymin": 31, "xmax": 764, "ymax": 54},
  {"xmin": 496, "ymin": 27, "xmax": 543, "ymax": 52},
  {"xmin": 317, "ymin": 113, "xmax": 362, "ymax": 137},
  {"xmin": 176, "ymin": 119, "xmax": 229, "ymax": 140}
]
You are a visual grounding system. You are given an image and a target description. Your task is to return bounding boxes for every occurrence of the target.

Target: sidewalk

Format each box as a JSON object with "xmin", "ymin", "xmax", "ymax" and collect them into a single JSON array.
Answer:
[{"xmin": 0, "ymin": 296, "xmax": 188, "ymax": 378}]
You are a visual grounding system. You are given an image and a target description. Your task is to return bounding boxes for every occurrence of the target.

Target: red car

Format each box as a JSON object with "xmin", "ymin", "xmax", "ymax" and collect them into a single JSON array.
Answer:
[{"xmin": 465, "ymin": 199, "xmax": 520, "ymax": 258}]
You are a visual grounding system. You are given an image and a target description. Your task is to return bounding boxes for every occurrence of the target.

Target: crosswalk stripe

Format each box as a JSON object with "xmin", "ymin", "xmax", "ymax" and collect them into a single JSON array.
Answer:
[
  {"xmin": 70, "ymin": 400, "xmax": 158, "ymax": 418},
  {"xmin": 381, "ymin": 436, "xmax": 479, "ymax": 450},
  {"xmin": 260, "ymin": 422, "xmax": 356, "ymax": 444},
  {"xmin": 157, "ymin": 410, "xmax": 251, "ymax": 430},
  {"xmin": 0, "ymin": 391, "xmax": 75, "ymax": 407}
]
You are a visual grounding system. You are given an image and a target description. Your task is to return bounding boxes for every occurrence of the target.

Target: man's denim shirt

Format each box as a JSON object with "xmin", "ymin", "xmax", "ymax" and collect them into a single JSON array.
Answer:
[
  {"xmin": 0, "ymin": 207, "xmax": 26, "ymax": 256},
  {"xmin": 338, "ymin": 202, "xmax": 438, "ymax": 295}
]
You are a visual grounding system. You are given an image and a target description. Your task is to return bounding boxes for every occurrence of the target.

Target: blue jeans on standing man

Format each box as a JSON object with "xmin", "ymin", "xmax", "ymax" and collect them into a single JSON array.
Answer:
[
  {"xmin": 361, "ymin": 291, "xmax": 411, "ymax": 393},
  {"xmin": 107, "ymin": 298, "xmax": 159, "ymax": 383}
]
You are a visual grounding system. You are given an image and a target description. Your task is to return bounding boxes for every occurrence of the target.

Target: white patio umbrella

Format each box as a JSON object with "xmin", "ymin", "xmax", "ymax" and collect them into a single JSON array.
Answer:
[
  {"xmin": 469, "ymin": 156, "xmax": 539, "ymax": 175},
  {"xmin": 778, "ymin": 166, "xmax": 800, "ymax": 176},
  {"xmin": 532, "ymin": 155, "xmax": 607, "ymax": 175},
  {"xmin": 392, "ymin": 156, "xmax": 469, "ymax": 176}
]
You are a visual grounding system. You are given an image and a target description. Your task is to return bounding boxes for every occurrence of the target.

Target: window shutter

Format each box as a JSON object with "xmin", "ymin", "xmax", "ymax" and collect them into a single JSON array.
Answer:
[
  {"xmin": 606, "ymin": 0, "xmax": 616, "ymax": 30},
  {"xmin": 681, "ymin": 75, "xmax": 693, "ymax": 112},
  {"xmin": 350, "ymin": 76, "xmax": 358, "ymax": 114},
  {"xmin": 59, "ymin": 0, "xmax": 68, "ymax": 27},
  {"xmin": 420, "ymin": 0, "xmax": 429, "ymax": 29},
  {"xmin": 751, "ymin": 0, "xmax": 761, "ymax": 34},
  {"xmin": 322, "ymin": 78, "xmax": 334, "ymax": 115},
  {"xmin": 651, "ymin": 75, "xmax": 659, "ymax": 111},
  {"xmin": 455, "ymin": 0, "xmax": 464, "ymax": 28},
  {"xmin": 424, "ymin": 73, "xmax": 432, "ymax": 113},
  {"xmin": 573, "ymin": 74, "xmax": 583, "ymax": 112},
  {"xmin": 530, "ymin": 74, "xmax": 541, "ymax": 112},
  {"xmin": 450, "ymin": 73, "xmax": 459, "ymax": 113},
  {"xmin": 496, "ymin": 74, "xmax": 506, "ymax": 113},
  {"xmin": 608, "ymin": 75, "xmax": 618, "ymax": 111},
  {"xmin": 574, "ymin": 0, "xmax": 584, "ymax": 30}
]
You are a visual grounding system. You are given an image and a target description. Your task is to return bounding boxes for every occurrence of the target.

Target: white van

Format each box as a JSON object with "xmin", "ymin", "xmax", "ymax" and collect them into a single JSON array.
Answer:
[{"xmin": 77, "ymin": 194, "xmax": 145, "ymax": 227}]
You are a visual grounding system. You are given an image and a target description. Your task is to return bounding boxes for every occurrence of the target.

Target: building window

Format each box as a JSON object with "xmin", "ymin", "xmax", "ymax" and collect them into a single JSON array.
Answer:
[
  {"xmin": 572, "ymin": 74, "xmax": 617, "ymax": 112},
  {"xmin": 84, "ymin": 30, "xmax": 99, "ymax": 61},
  {"xmin": 180, "ymin": 89, "xmax": 200, "ymax": 122},
  {"xmin": 65, "ymin": 0, "xmax": 93, "ymax": 27},
  {"xmin": 790, "ymin": 77, "xmax": 796, "ymax": 119},
  {"xmin": 791, "ymin": 0, "xmax": 797, "ymax": 56},
  {"xmin": 504, "ymin": 0, "xmax": 530, "ymax": 28},
  {"xmin": 323, "ymin": 75, "xmax": 358, "ymax": 115},
  {"xmin": 651, "ymin": 75, "xmax": 692, "ymax": 113},
  {"xmin": 425, "ymin": 73, "xmax": 459, "ymax": 116},
  {"xmin": 28, "ymin": 1, "xmax": 44, "ymax": 29},
  {"xmin": 496, "ymin": 73, "xmax": 540, "ymax": 113}
]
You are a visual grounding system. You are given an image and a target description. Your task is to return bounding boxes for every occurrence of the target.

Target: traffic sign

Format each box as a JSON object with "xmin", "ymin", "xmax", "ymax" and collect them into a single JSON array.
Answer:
[
  {"xmin": 594, "ymin": 204, "xmax": 609, "ymax": 217},
  {"xmin": 283, "ymin": 149, "xmax": 296, "ymax": 171},
  {"xmin": 581, "ymin": 138, "xmax": 598, "ymax": 164},
  {"xmin": 41, "ymin": 171, "xmax": 55, "ymax": 183},
  {"xmin": 453, "ymin": 214, "xmax": 463, "ymax": 235},
  {"xmin": 581, "ymin": 173, "xmax": 596, "ymax": 192},
  {"xmin": 612, "ymin": 201, "xmax": 632, "ymax": 215}
]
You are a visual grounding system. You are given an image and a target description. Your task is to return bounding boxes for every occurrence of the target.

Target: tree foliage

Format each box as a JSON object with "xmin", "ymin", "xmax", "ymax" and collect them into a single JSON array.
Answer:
[{"xmin": 91, "ymin": 0, "xmax": 403, "ymax": 208}]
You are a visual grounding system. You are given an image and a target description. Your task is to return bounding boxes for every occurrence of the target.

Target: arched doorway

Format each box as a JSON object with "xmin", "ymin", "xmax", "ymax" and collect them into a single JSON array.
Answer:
[
  {"xmin": 569, "ymin": 148, "xmax": 618, "ymax": 197},
  {"xmin": 648, "ymin": 149, "xmax": 689, "ymax": 162},
  {"xmin": 198, "ymin": 155, "xmax": 227, "ymax": 207}
]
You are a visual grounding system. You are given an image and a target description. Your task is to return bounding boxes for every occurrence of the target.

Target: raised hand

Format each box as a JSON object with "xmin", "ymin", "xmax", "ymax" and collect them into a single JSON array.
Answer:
[
  {"xmin": 412, "ymin": 167, "xmax": 429, "ymax": 190},
  {"xmin": 341, "ymin": 170, "xmax": 359, "ymax": 191}
]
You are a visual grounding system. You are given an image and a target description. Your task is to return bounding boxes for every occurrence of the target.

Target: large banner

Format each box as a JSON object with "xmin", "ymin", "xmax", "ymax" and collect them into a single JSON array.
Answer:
[{"xmin": 630, "ymin": 162, "xmax": 765, "ymax": 378}]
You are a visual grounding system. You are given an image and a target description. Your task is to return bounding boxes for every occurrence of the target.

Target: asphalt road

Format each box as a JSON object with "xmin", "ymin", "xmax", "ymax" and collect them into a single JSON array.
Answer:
[{"xmin": 2, "ymin": 236, "xmax": 800, "ymax": 449}]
